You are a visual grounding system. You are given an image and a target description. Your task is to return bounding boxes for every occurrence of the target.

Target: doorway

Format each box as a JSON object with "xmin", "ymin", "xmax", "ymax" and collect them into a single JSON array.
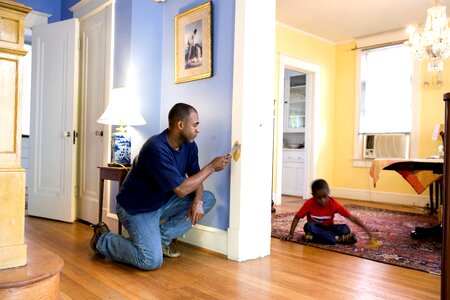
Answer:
[
  {"xmin": 273, "ymin": 54, "xmax": 320, "ymax": 206},
  {"xmin": 281, "ymin": 69, "xmax": 307, "ymax": 197}
]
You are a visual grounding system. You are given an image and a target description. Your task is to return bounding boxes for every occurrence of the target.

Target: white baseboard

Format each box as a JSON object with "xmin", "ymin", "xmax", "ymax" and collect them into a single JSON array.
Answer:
[
  {"xmin": 178, "ymin": 224, "xmax": 228, "ymax": 255},
  {"xmin": 331, "ymin": 187, "xmax": 430, "ymax": 207}
]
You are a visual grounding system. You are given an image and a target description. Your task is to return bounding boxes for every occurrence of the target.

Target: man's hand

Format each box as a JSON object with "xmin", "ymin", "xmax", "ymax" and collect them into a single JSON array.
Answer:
[
  {"xmin": 188, "ymin": 199, "xmax": 204, "ymax": 225},
  {"xmin": 281, "ymin": 233, "xmax": 293, "ymax": 241},
  {"xmin": 210, "ymin": 155, "xmax": 231, "ymax": 172}
]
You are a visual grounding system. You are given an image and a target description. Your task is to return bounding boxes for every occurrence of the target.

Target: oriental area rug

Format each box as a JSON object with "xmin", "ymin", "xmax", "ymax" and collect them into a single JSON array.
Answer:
[{"xmin": 271, "ymin": 205, "xmax": 441, "ymax": 275}]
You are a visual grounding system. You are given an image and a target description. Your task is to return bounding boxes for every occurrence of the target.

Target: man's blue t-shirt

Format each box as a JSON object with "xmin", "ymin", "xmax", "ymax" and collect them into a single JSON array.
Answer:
[{"xmin": 117, "ymin": 129, "xmax": 200, "ymax": 214}]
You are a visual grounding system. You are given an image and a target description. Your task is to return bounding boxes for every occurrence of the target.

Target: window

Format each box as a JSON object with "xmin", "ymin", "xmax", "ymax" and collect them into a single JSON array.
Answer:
[
  {"xmin": 359, "ymin": 44, "xmax": 412, "ymax": 134},
  {"xmin": 354, "ymin": 42, "xmax": 418, "ymax": 164}
]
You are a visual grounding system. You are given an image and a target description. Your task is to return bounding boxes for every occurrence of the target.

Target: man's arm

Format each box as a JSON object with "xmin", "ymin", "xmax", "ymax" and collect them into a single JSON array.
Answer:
[
  {"xmin": 188, "ymin": 183, "xmax": 205, "ymax": 225},
  {"xmin": 173, "ymin": 155, "xmax": 230, "ymax": 198},
  {"xmin": 175, "ymin": 155, "xmax": 230, "ymax": 225}
]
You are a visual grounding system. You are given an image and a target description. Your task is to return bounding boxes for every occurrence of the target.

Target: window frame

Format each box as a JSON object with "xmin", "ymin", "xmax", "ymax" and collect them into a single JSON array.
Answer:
[{"xmin": 352, "ymin": 40, "xmax": 421, "ymax": 167}]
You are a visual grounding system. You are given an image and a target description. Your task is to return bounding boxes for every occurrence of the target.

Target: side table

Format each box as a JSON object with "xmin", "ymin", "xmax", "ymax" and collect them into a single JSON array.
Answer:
[{"xmin": 98, "ymin": 166, "xmax": 130, "ymax": 234}]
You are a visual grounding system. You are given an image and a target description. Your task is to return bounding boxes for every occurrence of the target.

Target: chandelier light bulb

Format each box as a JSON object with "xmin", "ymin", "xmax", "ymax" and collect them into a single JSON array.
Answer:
[
  {"xmin": 406, "ymin": 25, "xmax": 416, "ymax": 37},
  {"xmin": 405, "ymin": 1, "xmax": 450, "ymax": 85}
]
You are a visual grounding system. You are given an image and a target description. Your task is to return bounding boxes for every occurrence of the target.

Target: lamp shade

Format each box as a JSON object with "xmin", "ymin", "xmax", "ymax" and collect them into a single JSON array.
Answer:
[
  {"xmin": 432, "ymin": 123, "xmax": 445, "ymax": 140},
  {"xmin": 97, "ymin": 87, "xmax": 146, "ymax": 126},
  {"xmin": 97, "ymin": 87, "xmax": 146, "ymax": 166}
]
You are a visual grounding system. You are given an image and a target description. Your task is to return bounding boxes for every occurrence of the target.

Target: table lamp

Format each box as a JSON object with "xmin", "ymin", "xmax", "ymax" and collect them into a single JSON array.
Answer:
[
  {"xmin": 432, "ymin": 123, "xmax": 445, "ymax": 142},
  {"xmin": 432, "ymin": 123, "xmax": 445, "ymax": 158},
  {"xmin": 97, "ymin": 87, "xmax": 146, "ymax": 166}
]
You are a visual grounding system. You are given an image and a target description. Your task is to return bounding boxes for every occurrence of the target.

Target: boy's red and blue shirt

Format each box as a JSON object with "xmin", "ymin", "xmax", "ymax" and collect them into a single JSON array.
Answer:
[{"xmin": 296, "ymin": 196, "xmax": 351, "ymax": 226}]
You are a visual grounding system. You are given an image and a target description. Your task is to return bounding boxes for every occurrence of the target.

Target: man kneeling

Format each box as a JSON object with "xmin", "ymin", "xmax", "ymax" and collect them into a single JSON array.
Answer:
[{"xmin": 90, "ymin": 103, "xmax": 230, "ymax": 270}]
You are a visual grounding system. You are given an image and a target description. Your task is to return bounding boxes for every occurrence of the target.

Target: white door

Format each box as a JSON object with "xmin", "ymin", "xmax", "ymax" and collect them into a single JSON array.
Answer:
[
  {"xmin": 28, "ymin": 19, "xmax": 79, "ymax": 222},
  {"xmin": 76, "ymin": 5, "xmax": 113, "ymax": 225}
]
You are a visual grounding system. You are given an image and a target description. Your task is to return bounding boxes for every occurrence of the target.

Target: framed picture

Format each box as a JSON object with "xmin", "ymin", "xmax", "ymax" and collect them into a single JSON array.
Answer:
[{"xmin": 175, "ymin": 1, "xmax": 212, "ymax": 83}]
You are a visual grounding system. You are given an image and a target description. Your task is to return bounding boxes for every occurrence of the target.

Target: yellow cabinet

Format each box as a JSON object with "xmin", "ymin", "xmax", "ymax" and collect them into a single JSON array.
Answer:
[{"xmin": 0, "ymin": 0, "xmax": 31, "ymax": 270}]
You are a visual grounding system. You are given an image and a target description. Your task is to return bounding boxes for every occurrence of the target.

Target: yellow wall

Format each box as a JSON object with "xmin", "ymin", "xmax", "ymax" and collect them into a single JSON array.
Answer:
[
  {"xmin": 277, "ymin": 24, "xmax": 447, "ymax": 198},
  {"xmin": 334, "ymin": 43, "xmax": 446, "ymax": 195},
  {"xmin": 275, "ymin": 25, "xmax": 336, "ymax": 187}
]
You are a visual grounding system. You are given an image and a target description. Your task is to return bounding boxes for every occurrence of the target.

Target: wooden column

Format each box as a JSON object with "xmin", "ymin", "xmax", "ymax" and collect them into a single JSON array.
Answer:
[
  {"xmin": 442, "ymin": 92, "xmax": 450, "ymax": 299},
  {"xmin": 0, "ymin": 0, "xmax": 31, "ymax": 270},
  {"xmin": 0, "ymin": 3, "xmax": 64, "ymax": 298}
]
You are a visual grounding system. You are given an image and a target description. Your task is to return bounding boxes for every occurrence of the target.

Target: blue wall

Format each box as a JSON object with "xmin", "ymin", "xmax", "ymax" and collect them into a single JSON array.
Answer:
[
  {"xmin": 128, "ymin": 0, "xmax": 163, "ymax": 146},
  {"xmin": 16, "ymin": 0, "xmax": 59, "ymax": 23},
  {"xmin": 16, "ymin": 0, "xmax": 76, "ymax": 22},
  {"xmin": 61, "ymin": 0, "xmax": 78, "ymax": 20},
  {"xmin": 113, "ymin": 0, "xmax": 235, "ymax": 230},
  {"xmin": 113, "ymin": 0, "xmax": 133, "ymax": 88},
  {"xmin": 16, "ymin": 0, "xmax": 235, "ymax": 231},
  {"xmin": 159, "ymin": 0, "xmax": 235, "ymax": 230}
]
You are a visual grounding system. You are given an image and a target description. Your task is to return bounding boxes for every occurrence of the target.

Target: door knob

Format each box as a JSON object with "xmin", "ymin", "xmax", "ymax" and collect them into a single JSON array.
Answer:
[
  {"xmin": 95, "ymin": 130, "xmax": 104, "ymax": 137},
  {"xmin": 64, "ymin": 131, "xmax": 71, "ymax": 137}
]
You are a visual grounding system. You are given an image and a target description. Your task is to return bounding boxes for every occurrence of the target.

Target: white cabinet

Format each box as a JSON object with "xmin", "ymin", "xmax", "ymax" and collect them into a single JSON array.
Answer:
[
  {"xmin": 284, "ymin": 78, "xmax": 306, "ymax": 133},
  {"xmin": 281, "ymin": 149, "xmax": 304, "ymax": 196}
]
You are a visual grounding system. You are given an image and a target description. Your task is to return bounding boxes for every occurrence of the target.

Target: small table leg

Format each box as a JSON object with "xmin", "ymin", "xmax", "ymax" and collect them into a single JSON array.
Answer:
[
  {"xmin": 98, "ymin": 166, "xmax": 129, "ymax": 235},
  {"xmin": 410, "ymin": 180, "xmax": 442, "ymax": 239},
  {"xmin": 429, "ymin": 183, "xmax": 434, "ymax": 214},
  {"xmin": 98, "ymin": 178, "xmax": 104, "ymax": 223}
]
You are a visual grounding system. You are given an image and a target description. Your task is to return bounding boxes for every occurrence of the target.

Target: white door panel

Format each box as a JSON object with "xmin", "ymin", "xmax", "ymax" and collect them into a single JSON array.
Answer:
[
  {"xmin": 28, "ymin": 18, "xmax": 79, "ymax": 222},
  {"xmin": 77, "ymin": 6, "xmax": 112, "ymax": 225}
]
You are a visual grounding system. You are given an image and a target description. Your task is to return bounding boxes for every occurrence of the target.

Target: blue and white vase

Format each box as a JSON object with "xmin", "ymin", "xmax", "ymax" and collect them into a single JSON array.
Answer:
[{"xmin": 111, "ymin": 131, "xmax": 131, "ymax": 164}]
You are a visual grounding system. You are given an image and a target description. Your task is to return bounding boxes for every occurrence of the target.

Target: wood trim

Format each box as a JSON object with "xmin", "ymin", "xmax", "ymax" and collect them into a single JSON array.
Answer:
[
  {"xmin": 0, "ymin": 46, "xmax": 27, "ymax": 56},
  {"xmin": 0, "ymin": 167, "xmax": 24, "ymax": 172},
  {"xmin": 331, "ymin": 187, "xmax": 429, "ymax": 207},
  {"xmin": 70, "ymin": 0, "xmax": 113, "ymax": 21},
  {"xmin": 178, "ymin": 224, "xmax": 228, "ymax": 255},
  {"xmin": 0, "ymin": 241, "xmax": 63, "ymax": 298},
  {"xmin": 77, "ymin": 2, "xmax": 111, "ymax": 22},
  {"xmin": 0, "ymin": 244, "xmax": 26, "ymax": 269},
  {"xmin": 0, "ymin": 0, "xmax": 31, "ymax": 14}
]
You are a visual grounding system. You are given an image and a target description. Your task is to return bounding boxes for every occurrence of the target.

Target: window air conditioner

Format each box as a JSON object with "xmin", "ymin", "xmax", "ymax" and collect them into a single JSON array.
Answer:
[{"xmin": 363, "ymin": 134, "xmax": 409, "ymax": 159}]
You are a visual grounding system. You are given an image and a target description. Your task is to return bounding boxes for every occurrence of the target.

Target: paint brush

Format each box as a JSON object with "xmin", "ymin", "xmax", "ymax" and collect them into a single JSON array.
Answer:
[
  {"xmin": 228, "ymin": 141, "xmax": 241, "ymax": 161},
  {"xmin": 366, "ymin": 238, "xmax": 382, "ymax": 250}
]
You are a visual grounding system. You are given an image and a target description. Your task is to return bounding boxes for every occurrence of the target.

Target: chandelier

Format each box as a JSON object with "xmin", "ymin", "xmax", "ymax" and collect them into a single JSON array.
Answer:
[{"xmin": 405, "ymin": 1, "xmax": 450, "ymax": 86}]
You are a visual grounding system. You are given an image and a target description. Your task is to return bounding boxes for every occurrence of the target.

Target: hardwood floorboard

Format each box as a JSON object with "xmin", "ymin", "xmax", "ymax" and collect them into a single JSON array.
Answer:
[{"xmin": 23, "ymin": 196, "xmax": 440, "ymax": 299}]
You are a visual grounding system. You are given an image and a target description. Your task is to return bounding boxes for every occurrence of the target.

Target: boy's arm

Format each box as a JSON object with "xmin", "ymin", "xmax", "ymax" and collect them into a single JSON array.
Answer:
[
  {"xmin": 348, "ymin": 214, "xmax": 373, "ymax": 239},
  {"xmin": 281, "ymin": 215, "xmax": 300, "ymax": 241}
]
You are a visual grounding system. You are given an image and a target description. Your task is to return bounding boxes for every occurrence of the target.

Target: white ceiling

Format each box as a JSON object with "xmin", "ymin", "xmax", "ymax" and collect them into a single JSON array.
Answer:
[{"xmin": 276, "ymin": 0, "xmax": 450, "ymax": 43}]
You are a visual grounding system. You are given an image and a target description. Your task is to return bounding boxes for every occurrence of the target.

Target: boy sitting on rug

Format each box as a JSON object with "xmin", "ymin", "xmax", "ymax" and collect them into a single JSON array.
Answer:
[{"xmin": 281, "ymin": 179, "xmax": 373, "ymax": 245}]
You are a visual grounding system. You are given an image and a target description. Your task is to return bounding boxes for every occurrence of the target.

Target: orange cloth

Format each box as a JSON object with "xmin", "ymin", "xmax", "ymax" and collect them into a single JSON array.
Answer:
[{"xmin": 369, "ymin": 159, "xmax": 443, "ymax": 194}]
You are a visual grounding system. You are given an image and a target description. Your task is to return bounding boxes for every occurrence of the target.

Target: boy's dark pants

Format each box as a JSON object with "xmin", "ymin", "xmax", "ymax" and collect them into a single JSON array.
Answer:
[{"xmin": 303, "ymin": 222, "xmax": 351, "ymax": 245}]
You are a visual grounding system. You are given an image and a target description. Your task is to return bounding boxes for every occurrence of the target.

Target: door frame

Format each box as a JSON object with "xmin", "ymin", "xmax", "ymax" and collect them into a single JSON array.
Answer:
[{"xmin": 274, "ymin": 54, "xmax": 320, "ymax": 204}]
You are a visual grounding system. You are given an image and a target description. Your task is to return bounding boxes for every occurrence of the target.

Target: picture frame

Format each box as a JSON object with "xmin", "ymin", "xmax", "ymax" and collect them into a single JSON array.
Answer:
[{"xmin": 175, "ymin": 1, "xmax": 212, "ymax": 83}]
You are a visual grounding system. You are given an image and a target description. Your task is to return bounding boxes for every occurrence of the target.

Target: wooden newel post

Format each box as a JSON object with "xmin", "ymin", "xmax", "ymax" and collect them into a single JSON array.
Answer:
[{"xmin": 442, "ymin": 92, "xmax": 450, "ymax": 299}]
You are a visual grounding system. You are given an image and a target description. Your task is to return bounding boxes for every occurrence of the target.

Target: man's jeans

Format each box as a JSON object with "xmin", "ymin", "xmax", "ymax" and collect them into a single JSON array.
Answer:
[{"xmin": 96, "ymin": 191, "xmax": 216, "ymax": 270}]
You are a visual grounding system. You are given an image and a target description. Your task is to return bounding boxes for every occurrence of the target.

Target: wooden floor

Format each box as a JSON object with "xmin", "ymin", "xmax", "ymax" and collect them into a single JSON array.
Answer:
[{"xmin": 23, "ymin": 196, "xmax": 440, "ymax": 299}]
